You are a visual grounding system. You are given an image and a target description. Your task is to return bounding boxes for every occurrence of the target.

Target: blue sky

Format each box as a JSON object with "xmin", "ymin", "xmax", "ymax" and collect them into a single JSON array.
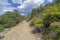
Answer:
[{"xmin": 0, "ymin": 0, "xmax": 53, "ymax": 15}]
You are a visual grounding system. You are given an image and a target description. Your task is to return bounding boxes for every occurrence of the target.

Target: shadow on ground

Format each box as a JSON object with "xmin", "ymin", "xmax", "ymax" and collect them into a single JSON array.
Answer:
[
  {"xmin": 29, "ymin": 24, "xmax": 41, "ymax": 34},
  {"xmin": 31, "ymin": 27, "xmax": 41, "ymax": 34}
]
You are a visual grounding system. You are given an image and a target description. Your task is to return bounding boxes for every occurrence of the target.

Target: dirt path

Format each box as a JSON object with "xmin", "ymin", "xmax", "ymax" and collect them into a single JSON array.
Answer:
[{"xmin": 2, "ymin": 21, "xmax": 36, "ymax": 40}]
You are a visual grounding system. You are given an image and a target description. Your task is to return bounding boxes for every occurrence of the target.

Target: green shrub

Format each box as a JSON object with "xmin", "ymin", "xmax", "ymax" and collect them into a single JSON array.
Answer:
[
  {"xmin": 0, "ymin": 10, "xmax": 25, "ymax": 32},
  {"xmin": 50, "ymin": 22, "xmax": 60, "ymax": 28},
  {"xmin": 0, "ymin": 24, "xmax": 4, "ymax": 32},
  {"xmin": 44, "ymin": 37, "xmax": 54, "ymax": 40},
  {"xmin": 30, "ymin": 18, "xmax": 35, "ymax": 25},
  {"xmin": 29, "ymin": 1, "xmax": 60, "ymax": 40},
  {"xmin": 34, "ymin": 19, "xmax": 44, "ymax": 28},
  {"xmin": 44, "ymin": 22, "xmax": 60, "ymax": 40}
]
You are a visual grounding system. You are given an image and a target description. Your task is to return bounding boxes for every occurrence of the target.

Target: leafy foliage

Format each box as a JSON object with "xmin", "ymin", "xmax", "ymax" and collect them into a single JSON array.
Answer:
[
  {"xmin": 34, "ymin": 19, "xmax": 44, "ymax": 28},
  {"xmin": 0, "ymin": 10, "xmax": 25, "ymax": 32},
  {"xmin": 28, "ymin": 0, "xmax": 60, "ymax": 40},
  {"xmin": 0, "ymin": 24, "xmax": 4, "ymax": 32}
]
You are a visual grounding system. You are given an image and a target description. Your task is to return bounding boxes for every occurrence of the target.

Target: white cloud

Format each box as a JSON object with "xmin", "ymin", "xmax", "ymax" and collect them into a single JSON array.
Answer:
[
  {"xmin": 17, "ymin": 0, "xmax": 53, "ymax": 9},
  {"xmin": 0, "ymin": 0, "xmax": 11, "ymax": 9},
  {"xmin": 0, "ymin": 0, "xmax": 16, "ymax": 15},
  {"xmin": 0, "ymin": 7, "xmax": 16, "ymax": 15},
  {"xmin": 3, "ymin": 9, "xmax": 14, "ymax": 12},
  {"xmin": 20, "ymin": 13, "xmax": 25, "ymax": 15},
  {"xmin": 12, "ymin": 0, "xmax": 22, "ymax": 4},
  {"xmin": 47, "ymin": 0, "xmax": 53, "ymax": 3},
  {"xmin": 18, "ymin": 4, "xmax": 25, "ymax": 9},
  {"xmin": 3, "ymin": 7, "xmax": 16, "ymax": 13},
  {"xmin": 3, "ymin": 10, "xmax": 13, "ymax": 12},
  {"xmin": 17, "ymin": 0, "xmax": 44, "ymax": 9},
  {"xmin": 0, "ymin": 0, "xmax": 11, "ymax": 6},
  {"xmin": 17, "ymin": 0, "xmax": 44, "ymax": 14},
  {"xmin": 0, "ymin": 0, "xmax": 53, "ymax": 15},
  {"xmin": 17, "ymin": 0, "xmax": 53, "ymax": 14}
]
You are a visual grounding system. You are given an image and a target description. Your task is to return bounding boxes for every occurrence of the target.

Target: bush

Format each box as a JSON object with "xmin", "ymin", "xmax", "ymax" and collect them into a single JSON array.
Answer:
[
  {"xmin": 34, "ymin": 19, "xmax": 44, "ymax": 28},
  {"xmin": 0, "ymin": 10, "xmax": 25, "ymax": 32},
  {"xmin": 43, "ymin": 22, "xmax": 60, "ymax": 40},
  {"xmin": 30, "ymin": 18, "xmax": 35, "ymax": 25},
  {"xmin": 29, "ymin": 1, "xmax": 60, "ymax": 40},
  {"xmin": 50, "ymin": 22, "xmax": 60, "ymax": 28},
  {"xmin": 0, "ymin": 24, "xmax": 4, "ymax": 32}
]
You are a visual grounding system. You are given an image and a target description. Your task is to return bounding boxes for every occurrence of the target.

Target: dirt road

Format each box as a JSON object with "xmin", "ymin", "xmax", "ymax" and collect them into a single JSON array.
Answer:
[{"xmin": 2, "ymin": 21, "xmax": 36, "ymax": 40}]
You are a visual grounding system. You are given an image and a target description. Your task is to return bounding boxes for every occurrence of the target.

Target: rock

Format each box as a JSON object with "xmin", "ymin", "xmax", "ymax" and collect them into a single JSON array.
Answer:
[
  {"xmin": 4, "ymin": 28, "xmax": 10, "ymax": 31},
  {"xmin": 0, "ymin": 35, "xmax": 4, "ymax": 39}
]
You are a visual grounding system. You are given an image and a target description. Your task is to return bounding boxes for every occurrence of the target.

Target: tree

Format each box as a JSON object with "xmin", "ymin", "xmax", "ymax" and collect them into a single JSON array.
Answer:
[{"xmin": 0, "ymin": 10, "xmax": 25, "ymax": 32}]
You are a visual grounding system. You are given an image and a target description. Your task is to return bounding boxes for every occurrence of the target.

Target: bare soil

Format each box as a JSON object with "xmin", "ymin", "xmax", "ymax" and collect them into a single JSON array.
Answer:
[{"xmin": 2, "ymin": 21, "xmax": 37, "ymax": 40}]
